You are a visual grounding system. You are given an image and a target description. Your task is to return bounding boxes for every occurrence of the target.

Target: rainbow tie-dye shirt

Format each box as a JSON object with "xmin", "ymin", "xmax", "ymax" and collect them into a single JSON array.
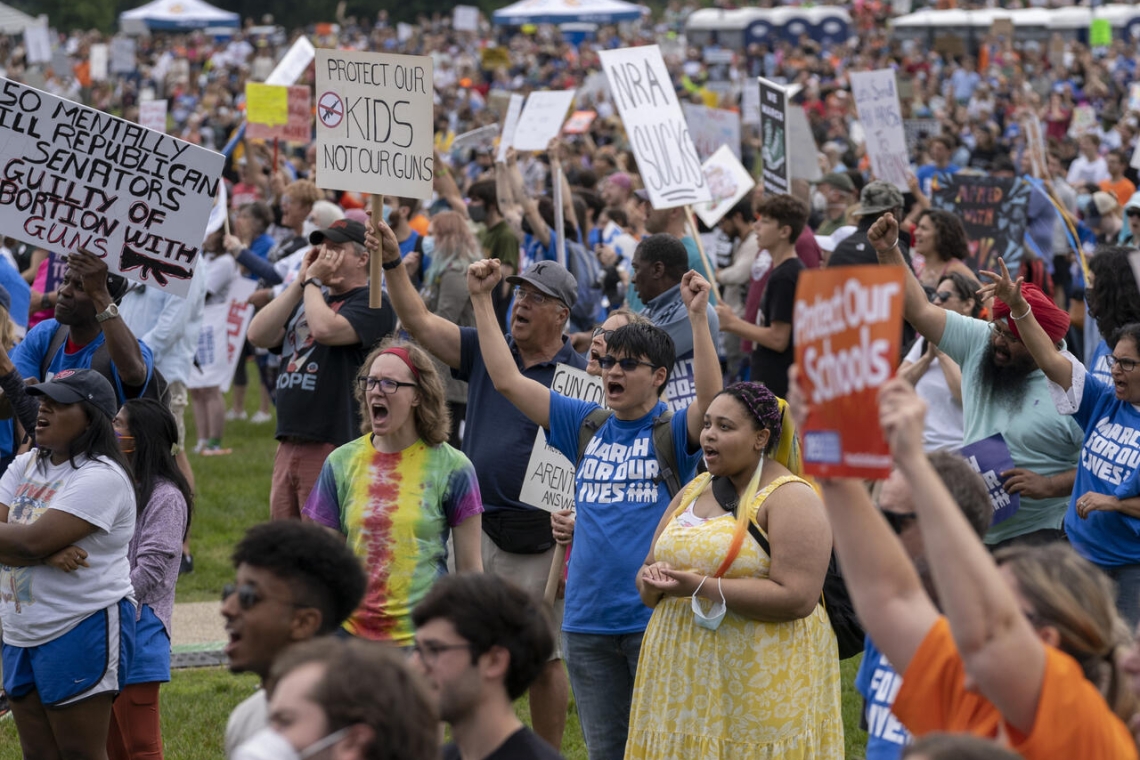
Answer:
[{"xmin": 302, "ymin": 436, "xmax": 483, "ymax": 644}]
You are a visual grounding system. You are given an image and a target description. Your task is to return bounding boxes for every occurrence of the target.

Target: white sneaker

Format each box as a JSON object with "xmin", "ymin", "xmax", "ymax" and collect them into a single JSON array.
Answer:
[
  {"xmin": 250, "ymin": 411, "xmax": 273, "ymax": 424},
  {"xmin": 225, "ymin": 409, "xmax": 247, "ymax": 422},
  {"xmin": 192, "ymin": 439, "xmax": 208, "ymax": 455}
]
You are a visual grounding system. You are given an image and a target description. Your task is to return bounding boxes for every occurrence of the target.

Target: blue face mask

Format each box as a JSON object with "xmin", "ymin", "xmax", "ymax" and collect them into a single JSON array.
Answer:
[
  {"xmin": 382, "ymin": 205, "xmax": 393, "ymax": 224},
  {"xmin": 421, "ymin": 235, "xmax": 436, "ymax": 257}
]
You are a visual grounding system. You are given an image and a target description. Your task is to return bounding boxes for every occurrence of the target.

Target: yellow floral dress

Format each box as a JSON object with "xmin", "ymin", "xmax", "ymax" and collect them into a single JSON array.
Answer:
[{"xmin": 624, "ymin": 473, "xmax": 844, "ymax": 760}]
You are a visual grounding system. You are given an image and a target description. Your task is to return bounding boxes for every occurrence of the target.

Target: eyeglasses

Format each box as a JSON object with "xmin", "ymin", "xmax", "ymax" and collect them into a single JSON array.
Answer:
[
  {"xmin": 1106, "ymin": 355, "xmax": 1140, "ymax": 373},
  {"xmin": 357, "ymin": 376, "xmax": 418, "ymax": 394},
  {"xmin": 989, "ymin": 322, "xmax": 1022, "ymax": 345},
  {"xmin": 411, "ymin": 640, "xmax": 477, "ymax": 665},
  {"xmin": 591, "ymin": 327, "xmax": 615, "ymax": 341},
  {"xmin": 222, "ymin": 583, "xmax": 304, "ymax": 611},
  {"xmin": 598, "ymin": 356, "xmax": 657, "ymax": 372},
  {"xmin": 880, "ymin": 509, "xmax": 918, "ymax": 535},
  {"xmin": 514, "ymin": 287, "xmax": 556, "ymax": 306}
]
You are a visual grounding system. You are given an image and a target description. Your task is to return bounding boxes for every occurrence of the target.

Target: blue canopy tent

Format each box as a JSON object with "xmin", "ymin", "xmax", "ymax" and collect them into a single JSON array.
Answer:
[
  {"xmin": 492, "ymin": 0, "xmax": 646, "ymax": 26},
  {"xmin": 119, "ymin": 0, "xmax": 239, "ymax": 32}
]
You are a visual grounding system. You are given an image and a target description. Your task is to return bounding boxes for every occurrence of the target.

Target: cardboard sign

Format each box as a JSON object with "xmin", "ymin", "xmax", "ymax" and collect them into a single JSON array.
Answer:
[
  {"xmin": 562, "ymin": 110, "xmax": 597, "ymax": 135},
  {"xmin": 187, "ymin": 277, "xmax": 257, "ymax": 393},
  {"xmin": 599, "ymin": 45, "xmax": 710, "ymax": 209},
  {"xmin": 931, "ymin": 175, "xmax": 1032, "ymax": 273},
  {"xmin": 0, "ymin": 79, "xmax": 223, "ymax": 296},
  {"xmin": 453, "ymin": 5, "xmax": 480, "ymax": 32},
  {"xmin": 247, "ymin": 85, "xmax": 311, "ymax": 143},
  {"xmin": 934, "ymin": 35, "xmax": 965, "ymax": 56},
  {"xmin": 794, "ymin": 265, "xmax": 907, "ymax": 479},
  {"xmin": 111, "ymin": 37, "xmax": 137, "ymax": 75},
  {"xmin": 265, "ymin": 36, "xmax": 316, "ymax": 87},
  {"xmin": 759, "ymin": 77, "xmax": 790, "ymax": 195},
  {"xmin": 89, "ymin": 44, "xmax": 109, "ymax": 82},
  {"xmin": 314, "ymin": 50, "xmax": 434, "ymax": 199},
  {"xmin": 138, "ymin": 99, "xmax": 168, "ymax": 134},
  {"xmin": 850, "ymin": 69, "xmax": 909, "ymax": 191},
  {"xmin": 24, "ymin": 25, "xmax": 51, "ymax": 66},
  {"xmin": 957, "ymin": 433, "xmax": 1019, "ymax": 526},
  {"xmin": 512, "ymin": 89, "xmax": 575, "ymax": 151},
  {"xmin": 694, "ymin": 145, "xmax": 755, "ymax": 228},
  {"xmin": 990, "ymin": 17, "xmax": 1014, "ymax": 37},
  {"xmin": 682, "ymin": 102, "xmax": 742, "ymax": 161},
  {"xmin": 518, "ymin": 364, "xmax": 605, "ymax": 512},
  {"xmin": 497, "ymin": 93, "xmax": 524, "ymax": 163}
]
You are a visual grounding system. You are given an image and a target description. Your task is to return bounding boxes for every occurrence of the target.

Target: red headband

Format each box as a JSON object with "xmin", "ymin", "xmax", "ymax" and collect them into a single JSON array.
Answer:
[{"xmin": 379, "ymin": 347, "xmax": 421, "ymax": 381}]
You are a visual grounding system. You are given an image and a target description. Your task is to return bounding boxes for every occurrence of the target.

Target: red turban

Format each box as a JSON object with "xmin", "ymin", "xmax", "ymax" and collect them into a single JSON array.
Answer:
[{"xmin": 991, "ymin": 282, "xmax": 1070, "ymax": 344}]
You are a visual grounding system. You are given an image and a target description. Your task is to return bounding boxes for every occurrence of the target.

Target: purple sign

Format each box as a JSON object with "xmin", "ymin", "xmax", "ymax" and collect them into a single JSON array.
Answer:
[{"xmin": 957, "ymin": 433, "xmax": 1020, "ymax": 526}]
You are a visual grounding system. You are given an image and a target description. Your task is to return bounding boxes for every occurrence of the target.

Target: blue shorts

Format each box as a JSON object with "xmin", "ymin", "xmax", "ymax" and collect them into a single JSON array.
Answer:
[
  {"xmin": 2, "ymin": 598, "xmax": 136, "ymax": 707},
  {"xmin": 124, "ymin": 604, "xmax": 170, "ymax": 686}
]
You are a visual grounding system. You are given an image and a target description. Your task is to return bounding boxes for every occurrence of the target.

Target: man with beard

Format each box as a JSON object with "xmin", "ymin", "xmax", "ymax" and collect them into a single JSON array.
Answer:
[{"xmin": 869, "ymin": 213, "xmax": 1082, "ymax": 548}]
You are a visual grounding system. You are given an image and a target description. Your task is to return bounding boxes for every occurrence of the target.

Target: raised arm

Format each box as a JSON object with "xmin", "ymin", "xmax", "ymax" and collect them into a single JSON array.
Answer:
[
  {"xmin": 246, "ymin": 252, "xmax": 308, "ymax": 349},
  {"xmin": 506, "ymin": 149, "xmax": 551, "ymax": 249},
  {"xmin": 434, "ymin": 150, "xmax": 469, "ymax": 220},
  {"xmin": 466, "ymin": 258, "xmax": 552, "ymax": 428},
  {"xmin": 681, "ymin": 271, "xmax": 723, "ymax": 444},
  {"xmin": 869, "ymin": 213, "xmax": 948, "ymax": 345},
  {"xmin": 69, "ymin": 251, "xmax": 148, "ymax": 387}
]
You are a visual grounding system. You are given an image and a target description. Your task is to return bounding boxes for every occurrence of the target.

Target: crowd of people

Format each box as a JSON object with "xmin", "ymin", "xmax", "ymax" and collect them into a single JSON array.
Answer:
[{"xmin": 6, "ymin": 2, "xmax": 1140, "ymax": 760}]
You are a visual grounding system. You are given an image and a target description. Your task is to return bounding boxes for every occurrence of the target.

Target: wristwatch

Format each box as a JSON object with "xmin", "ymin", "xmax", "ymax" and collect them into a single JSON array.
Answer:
[
  {"xmin": 301, "ymin": 277, "xmax": 323, "ymax": 290},
  {"xmin": 95, "ymin": 303, "xmax": 120, "ymax": 323},
  {"xmin": 382, "ymin": 258, "xmax": 402, "ymax": 271}
]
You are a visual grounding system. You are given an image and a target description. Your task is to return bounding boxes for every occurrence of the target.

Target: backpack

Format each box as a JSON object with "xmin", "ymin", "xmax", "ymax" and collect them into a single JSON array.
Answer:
[
  {"xmin": 575, "ymin": 407, "xmax": 682, "ymax": 499},
  {"xmin": 710, "ymin": 474, "xmax": 865, "ymax": 660},
  {"xmin": 563, "ymin": 239, "xmax": 605, "ymax": 332},
  {"xmin": 40, "ymin": 324, "xmax": 171, "ymax": 406}
]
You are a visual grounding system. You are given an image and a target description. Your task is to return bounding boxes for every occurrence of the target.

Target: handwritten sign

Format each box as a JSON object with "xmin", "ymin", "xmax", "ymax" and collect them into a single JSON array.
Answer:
[
  {"xmin": 694, "ymin": 145, "xmax": 755, "ymax": 228},
  {"xmin": 314, "ymin": 50, "xmax": 434, "ymax": 199},
  {"xmin": 451, "ymin": 124, "xmax": 499, "ymax": 154},
  {"xmin": 453, "ymin": 5, "xmax": 480, "ymax": 31},
  {"xmin": 24, "ymin": 25, "xmax": 51, "ymax": 65},
  {"xmin": 519, "ymin": 364, "xmax": 605, "ymax": 512},
  {"xmin": 759, "ymin": 77, "xmax": 789, "ymax": 195},
  {"xmin": 246, "ymin": 83, "xmax": 288, "ymax": 127},
  {"xmin": 0, "ymin": 79, "xmax": 223, "ymax": 297},
  {"xmin": 496, "ymin": 93, "xmax": 524, "ymax": 163},
  {"xmin": 266, "ymin": 36, "xmax": 316, "ymax": 86},
  {"xmin": 931, "ymin": 175, "xmax": 1031, "ymax": 273},
  {"xmin": 138, "ymin": 99, "xmax": 168, "ymax": 134},
  {"xmin": 247, "ymin": 86, "xmax": 312, "ymax": 143},
  {"xmin": 794, "ymin": 265, "xmax": 907, "ymax": 479},
  {"xmin": 512, "ymin": 90, "xmax": 576, "ymax": 151},
  {"xmin": 1069, "ymin": 105, "xmax": 1098, "ymax": 138},
  {"xmin": 188, "ymin": 277, "xmax": 257, "ymax": 393},
  {"xmin": 599, "ymin": 45, "xmax": 710, "ymax": 209},
  {"xmin": 958, "ymin": 433, "xmax": 1019, "ymax": 525},
  {"xmin": 788, "ymin": 105, "xmax": 822, "ymax": 183},
  {"xmin": 1023, "ymin": 114, "xmax": 1047, "ymax": 178},
  {"xmin": 90, "ymin": 44, "xmax": 109, "ymax": 82},
  {"xmin": 742, "ymin": 79, "xmax": 760, "ymax": 125},
  {"xmin": 850, "ymin": 69, "xmax": 908, "ymax": 191},
  {"xmin": 111, "ymin": 37, "xmax": 137, "ymax": 75},
  {"xmin": 682, "ymin": 102, "xmax": 742, "ymax": 161}
]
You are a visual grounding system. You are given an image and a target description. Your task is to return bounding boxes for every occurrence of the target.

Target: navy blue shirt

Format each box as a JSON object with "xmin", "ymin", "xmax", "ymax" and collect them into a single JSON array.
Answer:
[{"xmin": 454, "ymin": 327, "xmax": 586, "ymax": 513}]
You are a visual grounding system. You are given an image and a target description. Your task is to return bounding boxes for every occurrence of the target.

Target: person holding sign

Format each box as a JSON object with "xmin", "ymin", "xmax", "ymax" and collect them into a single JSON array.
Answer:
[
  {"xmin": 980, "ymin": 260, "xmax": 1140, "ymax": 625},
  {"xmin": 870, "ymin": 213, "xmax": 1082, "ymax": 549},
  {"xmin": 466, "ymin": 257, "xmax": 720, "ymax": 760}
]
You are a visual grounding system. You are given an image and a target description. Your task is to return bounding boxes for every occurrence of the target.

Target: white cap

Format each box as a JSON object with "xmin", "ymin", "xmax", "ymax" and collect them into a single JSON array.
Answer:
[{"xmin": 816, "ymin": 225, "xmax": 857, "ymax": 253}]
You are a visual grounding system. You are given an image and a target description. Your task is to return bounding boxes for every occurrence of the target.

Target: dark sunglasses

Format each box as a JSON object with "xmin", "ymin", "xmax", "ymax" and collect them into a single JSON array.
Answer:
[
  {"xmin": 591, "ymin": 327, "xmax": 616, "ymax": 341},
  {"xmin": 881, "ymin": 510, "xmax": 918, "ymax": 535},
  {"xmin": 222, "ymin": 582, "xmax": 304, "ymax": 611},
  {"xmin": 598, "ymin": 356, "xmax": 657, "ymax": 372}
]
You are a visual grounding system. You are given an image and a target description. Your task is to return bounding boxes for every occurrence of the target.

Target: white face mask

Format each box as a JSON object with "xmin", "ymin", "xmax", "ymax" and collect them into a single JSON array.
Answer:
[
  {"xmin": 691, "ymin": 575, "xmax": 726, "ymax": 631},
  {"xmin": 234, "ymin": 726, "xmax": 349, "ymax": 760}
]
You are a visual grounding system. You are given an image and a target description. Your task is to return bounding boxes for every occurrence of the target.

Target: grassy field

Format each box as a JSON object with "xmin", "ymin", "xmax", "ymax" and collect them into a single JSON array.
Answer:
[{"xmin": 0, "ymin": 373, "xmax": 870, "ymax": 758}]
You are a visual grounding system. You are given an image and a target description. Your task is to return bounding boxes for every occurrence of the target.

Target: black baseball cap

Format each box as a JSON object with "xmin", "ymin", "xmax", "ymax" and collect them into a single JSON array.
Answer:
[
  {"xmin": 309, "ymin": 219, "xmax": 367, "ymax": 246},
  {"xmin": 27, "ymin": 368, "xmax": 118, "ymax": 420}
]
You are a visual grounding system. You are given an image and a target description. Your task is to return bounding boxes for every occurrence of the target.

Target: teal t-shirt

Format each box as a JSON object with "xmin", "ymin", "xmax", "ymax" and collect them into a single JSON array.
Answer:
[{"xmin": 938, "ymin": 311, "xmax": 1083, "ymax": 544}]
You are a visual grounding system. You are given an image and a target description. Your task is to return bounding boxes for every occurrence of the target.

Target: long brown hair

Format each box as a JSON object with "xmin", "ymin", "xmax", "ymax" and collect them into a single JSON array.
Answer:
[{"xmin": 355, "ymin": 338, "xmax": 451, "ymax": 446}]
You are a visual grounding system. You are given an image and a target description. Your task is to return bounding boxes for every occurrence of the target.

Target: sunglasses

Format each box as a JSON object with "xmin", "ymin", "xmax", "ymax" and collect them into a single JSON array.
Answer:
[
  {"xmin": 880, "ymin": 510, "xmax": 918, "ymax": 535},
  {"xmin": 598, "ymin": 356, "xmax": 657, "ymax": 372},
  {"xmin": 222, "ymin": 583, "xmax": 304, "ymax": 611},
  {"xmin": 592, "ymin": 327, "xmax": 616, "ymax": 341}
]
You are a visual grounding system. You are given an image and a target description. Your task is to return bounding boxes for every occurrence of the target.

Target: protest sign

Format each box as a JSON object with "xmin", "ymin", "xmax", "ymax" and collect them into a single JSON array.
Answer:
[
  {"xmin": 931, "ymin": 175, "xmax": 1032, "ymax": 273},
  {"xmin": 453, "ymin": 5, "xmax": 479, "ymax": 32},
  {"xmin": 1023, "ymin": 114, "xmax": 1047, "ymax": 178},
  {"xmin": 794, "ymin": 265, "xmax": 907, "ymax": 479},
  {"xmin": 681, "ymin": 102, "xmax": 742, "ymax": 161},
  {"xmin": 1069, "ymin": 105, "xmax": 1098, "ymax": 138},
  {"xmin": 245, "ymin": 83, "xmax": 288, "ymax": 129},
  {"xmin": 138, "ymin": 99, "xmax": 168, "ymax": 134},
  {"xmin": 742, "ymin": 79, "xmax": 760, "ymax": 125},
  {"xmin": 481, "ymin": 46, "xmax": 510, "ymax": 70},
  {"xmin": 497, "ymin": 93, "xmax": 524, "ymax": 163},
  {"xmin": 247, "ymin": 85, "xmax": 312, "ymax": 143},
  {"xmin": 990, "ymin": 17, "xmax": 1014, "ymax": 37},
  {"xmin": 758, "ymin": 77, "xmax": 790, "ymax": 195},
  {"xmin": 0, "ymin": 79, "xmax": 223, "ymax": 297},
  {"xmin": 111, "ymin": 37, "xmax": 136, "ymax": 75},
  {"xmin": 314, "ymin": 49, "xmax": 434, "ymax": 199},
  {"xmin": 188, "ymin": 278, "xmax": 257, "ymax": 393},
  {"xmin": 519, "ymin": 364, "xmax": 605, "ymax": 511},
  {"xmin": 957, "ymin": 433, "xmax": 1019, "ymax": 526},
  {"xmin": 850, "ymin": 69, "xmax": 908, "ymax": 191},
  {"xmin": 599, "ymin": 45, "xmax": 710, "ymax": 209},
  {"xmin": 397, "ymin": 23, "xmax": 414, "ymax": 43},
  {"xmin": 694, "ymin": 145, "xmax": 755, "ymax": 228},
  {"xmin": 89, "ymin": 44, "xmax": 109, "ymax": 82},
  {"xmin": 903, "ymin": 119, "xmax": 943, "ymax": 153},
  {"xmin": 265, "ymin": 36, "xmax": 316, "ymax": 86},
  {"xmin": 1130, "ymin": 83, "xmax": 1140, "ymax": 114},
  {"xmin": 451, "ymin": 124, "xmax": 499, "ymax": 154},
  {"xmin": 787, "ymin": 105, "xmax": 822, "ymax": 182},
  {"xmin": 562, "ymin": 110, "xmax": 597, "ymax": 135},
  {"xmin": 1133, "ymin": 141, "xmax": 1140, "ymax": 172},
  {"xmin": 512, "ymin": 90, "xmax": 576, "ymax": 151},
  {"xmin": 1090, "ymin": 17, "xmax": 1112, "ymax": 47},
  {"xmin": 24, "ymin": 25, "xmax": 51, "ymax": 65}
]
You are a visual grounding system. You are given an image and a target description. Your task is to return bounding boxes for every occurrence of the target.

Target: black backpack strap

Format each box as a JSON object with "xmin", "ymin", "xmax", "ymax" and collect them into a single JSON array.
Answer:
[
  {"xmin": 651, "ymin": 410, "xmax": 682, "ymax": 498},
  {"xmin": 575, "ymin": 407, "xmax": 613, "ymax": 466},
  {"xmin": 40, "ymin": 324, "xmax": 69, "ymax": 382}
]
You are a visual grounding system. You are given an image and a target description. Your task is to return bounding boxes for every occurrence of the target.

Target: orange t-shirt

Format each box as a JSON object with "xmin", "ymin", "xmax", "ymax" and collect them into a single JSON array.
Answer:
[
  {"xmin": 408, "ymin": 213, "xmax": 430, "ymax": 237},
  {"xmin": 1099, "ymin": 177, "xmax": 1136, "ymax": 206},
  {"xmin": 893, "ymin": 617, "xmax": 1137, "ymax": 760}
]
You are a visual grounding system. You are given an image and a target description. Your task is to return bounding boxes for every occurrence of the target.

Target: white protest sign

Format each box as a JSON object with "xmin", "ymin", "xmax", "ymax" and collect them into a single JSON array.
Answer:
[
  {"xmin": 681, "ymin": 102, "xmax": 742, "ymax": 161},
  {"xmin": 1068, "ymin": 105, "xmax": 1098, "ymax": 138},
  {"xmin": 24, "ymin": 25, "xmax": 51, "ymax": 65},
  {"xmin": 138, "ymin": 99, "xmax": 168, "ymax": 133},
  {"xmin": 1131, "ymin": 140, "xmax": 1140, "ymax": 172},
  {"xmin": 89, "ymin": 44, "xmax": 109, "ymax": 82},
  {"xmin": 600, "ymin": 45, "xmax": 710, "ymax": 209},
  {"xmin": 497, "ymin": 93, "xmax": 524, "ymax": 163},
  {"xmin": 519, "ymin": 364, "xmax": 605, "ymax": 512},
  {"xmin": 265, "ymin": 36, "xmax": 316, "ymax": 86},
  {"xmin": 694, "ymin": 145, "xmax": 755, "ymax": 228},
  {"xmin": 111, "ymin": 37, "xmax": 137, "ymax": 75},
  {"xmin": 787, "ymin": 105, "xmax": 822, "ymax": 182},
  {"xmin": 314, "ymin": 50, "xmax": 434, "ymax": 199},
  {"xmin": 188, "ymin": 277, "xmax": 257, "ymax": 392},
  {"xmin": 512, "ymin": 90, "xmax": 576, "ymax": 151},
  {"xmin": 742, "ymin": 78, "xmax": 760, "ymax": 125},
  {"xmin": 451, "ymin": 124, "xmax": 499, "ymax": 154},
  {"xmin": 1023, "ymin": 113, "xmax": 1047, "ymax": 178},
  {"xmin": 397, "ymin": 23, "xmax": 414, "ymax": 43},
  {"xmin": 850, "ymin": 69, "xmax": 908, "ymax": 191},
  {"xmin": 453, "ymin": 5, "xmax": 479, "ymax": 31},
  {"xmin": 0, "ymin": 79, "xmax": 223, "ymax": 296}
]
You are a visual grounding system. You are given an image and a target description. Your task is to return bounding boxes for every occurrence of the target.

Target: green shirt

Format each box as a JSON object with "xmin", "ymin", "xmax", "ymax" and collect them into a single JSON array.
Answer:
[{"xmin": 481, "ymin": 220, "xmax": 519, "ymax": 270}]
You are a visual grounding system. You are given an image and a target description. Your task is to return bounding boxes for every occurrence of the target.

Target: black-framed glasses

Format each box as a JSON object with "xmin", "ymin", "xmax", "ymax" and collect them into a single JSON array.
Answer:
[
  {"xmin": 1107, "ymin": 355, "xmax": 1140, "ymax": 373},
  {"xmin": 411, "ymin": 640, "xmax": 478, "ymax": 665},
  {"xmin": 592, "ymin": 327, "xmax": 615, "ymax": 341},
  {"xmin": 514, "ymin": 287, "xmax": 551, "ymax": 305},
  {"xmin": 880, "ymin": 510, "xmax": 918, "ymax": 535},
  {"xmin": 357, "ymin": 376, "xmax": 418, "ymax": 394},
  {"xmin": 598, "ymin": 356, "xmax": 657, "ymax": 372},
  {"xmin": 222, "ymin": 583, "xmax": 304, "ymax": 611}
]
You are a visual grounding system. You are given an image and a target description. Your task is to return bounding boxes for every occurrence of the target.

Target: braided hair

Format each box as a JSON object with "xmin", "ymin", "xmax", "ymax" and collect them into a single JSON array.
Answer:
[{"xmin": 718, "ymin": 382, "xmax": 783, "ymax": 455}]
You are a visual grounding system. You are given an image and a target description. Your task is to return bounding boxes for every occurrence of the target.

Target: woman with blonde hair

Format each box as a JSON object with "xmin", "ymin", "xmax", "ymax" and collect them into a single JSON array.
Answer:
[{"xmin": 301, "ymin": 338, "xmax": 483, "ymax": 645}]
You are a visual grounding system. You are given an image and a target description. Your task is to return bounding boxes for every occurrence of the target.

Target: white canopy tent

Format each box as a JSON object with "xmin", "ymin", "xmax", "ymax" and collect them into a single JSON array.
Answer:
[
  {"xmin": 492, "ymin": 0, "xmax": 647, "ymax": 26},
  {"xmin": 119, "ymin": 0, "xmax": 239, "ymax": 32},
  {"xmin": 0, "ymin": 3, "xmax": 39, "ymax": 34}
]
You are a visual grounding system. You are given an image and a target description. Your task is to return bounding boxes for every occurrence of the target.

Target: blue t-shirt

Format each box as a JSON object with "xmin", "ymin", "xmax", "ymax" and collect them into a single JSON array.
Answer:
[
  {"xmin": 915, "ymin": 163, "xmax": 960, "ymax": 197},
  {"xmin": 12, "ymin": 319, "xmax": 156, "ymax": 403},
  {"xmin": 1090, "ymin": 339, "xmax": 1112, "ymax": 387},
  {"xmin": 454, "ymin": 328, "xmax": 585, "ymax": 513},
  {"xmin": 548, "ymin": 395, "xmax": 700, "ymax": 635},
  {"xmin": 398, "ymin": 230, "xmax": 421, "ymax": 259},
  {"xmin": 1060, "ymin": 367, "xmax": 1140, "ymax": 566},
  {"xmin": 854, "ymin": 636, "xmax": 911, "ymax": 760}
]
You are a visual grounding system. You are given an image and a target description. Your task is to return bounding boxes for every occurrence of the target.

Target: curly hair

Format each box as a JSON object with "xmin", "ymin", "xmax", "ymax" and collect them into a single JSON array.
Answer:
[
  {"xmin": 755, "ymin": 193, "xmax": 809, "ymax": 241},
  {"xmin": 918, "ymin": 208, "xmax": 970, "ymax": 262},
  {"xmin": 1088, "ymin": 246, "xmax": 1140, "ymax": 341},
  {"xmin": 356, "ymin": 338, "xmax": 451, "ymax": 446},
  {"xmin": 717, "ymin": 382, "xmax": 782, "ymax": 455}
]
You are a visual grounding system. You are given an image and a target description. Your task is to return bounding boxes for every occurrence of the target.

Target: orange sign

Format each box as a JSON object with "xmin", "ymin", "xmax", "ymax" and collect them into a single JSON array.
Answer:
[
  {"xmin": 793, "ymin": 265, "xmax": 907, "ymax": 479},
  {"xmin": 562, "ymin": 110, "xmax": 597, "ymax": 134}
]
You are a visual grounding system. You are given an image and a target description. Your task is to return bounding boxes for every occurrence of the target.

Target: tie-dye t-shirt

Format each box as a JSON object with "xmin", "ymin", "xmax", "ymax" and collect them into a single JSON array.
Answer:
[{"xmin": 302, "ymin": 436, "xmax": 483, "ymax": 644}]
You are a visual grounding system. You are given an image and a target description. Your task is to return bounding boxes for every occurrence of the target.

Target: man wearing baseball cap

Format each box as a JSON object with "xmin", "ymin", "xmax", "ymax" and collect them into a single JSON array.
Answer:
[
  {"xmin": 828, "ymin": 180, "xmax": 914, "ymax": 270},
  {"xmin": 247, "ymin": 219, "xmax": 396, "ymax": 521},
  {"xmin": 369, "ymin": 218, "xmax": 583, "ymax": 751},
  {"xmin": 815, "ymin": 172, "xmax": 858, "ymax": 236}
]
